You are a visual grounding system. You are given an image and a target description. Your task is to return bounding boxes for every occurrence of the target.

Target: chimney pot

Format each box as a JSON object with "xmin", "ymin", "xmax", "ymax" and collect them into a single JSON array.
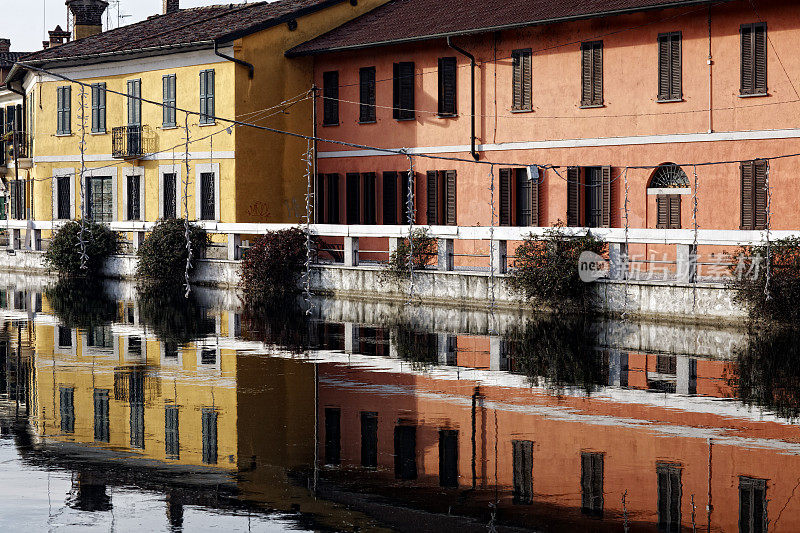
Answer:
[
  {"xmin": 48, "ymin": 25, "xmax": 72, "ymax": 47},
  {"xmin": 0, "ymin": 39, "xmax": 10, "ymax": 53},
  {"xmin": 66, "ymin": 0, "xmax": 109, "ymax": 40},
  {"xmin": 163, "ymin": 0, "xmax": 180, "ymax": 15}
]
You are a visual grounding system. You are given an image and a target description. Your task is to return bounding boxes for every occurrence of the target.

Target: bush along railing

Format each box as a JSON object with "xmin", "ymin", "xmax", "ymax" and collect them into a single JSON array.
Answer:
[
  {"xmin": 240, "ymin": 227, "xmax": 312, "ymax": 303},
  {"xmin": 381, "ymin": 228, "xmax": 437, "ymax": 285},
  {"xmin": 44, "ymin": 221, "xmax": 119, "ymax": 278},
  {"xmin": 507, "ymin": 224, "xmax": 607, "ymax": 311},
  {"xmin": 136, "ymin": 219, "xmax": 208, "ymax": 288},
  {"xmin": 729, "ymin": 237, "xmax": 800, "ymax": 323}
]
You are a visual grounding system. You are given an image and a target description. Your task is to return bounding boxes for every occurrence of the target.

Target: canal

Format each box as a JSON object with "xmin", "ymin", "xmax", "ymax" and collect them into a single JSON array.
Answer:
[{"xmin": 0, "ymin": 276, "xmax": 793, "ymax": 531}]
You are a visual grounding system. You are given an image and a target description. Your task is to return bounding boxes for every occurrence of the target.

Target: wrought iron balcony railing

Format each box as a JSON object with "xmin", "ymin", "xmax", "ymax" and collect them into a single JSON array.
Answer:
[
  {"xmin": 112, "ymin": 125, "xmax": 157, "ymax": 159},
  {"xmin": 0, "ymin": 131, "xmax": 32, "ymax": 165}
]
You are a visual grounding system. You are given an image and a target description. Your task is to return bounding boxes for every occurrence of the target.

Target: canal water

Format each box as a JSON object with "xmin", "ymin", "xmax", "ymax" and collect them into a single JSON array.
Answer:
[{"xmin": 0, "ymin": 276, "xmax": 794, "ymax": 531}]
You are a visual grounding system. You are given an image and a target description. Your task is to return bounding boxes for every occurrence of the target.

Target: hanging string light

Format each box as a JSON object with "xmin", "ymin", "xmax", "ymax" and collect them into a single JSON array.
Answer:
[
  {"xmin": 621, "ymin": 167, "xmax": 630, "ymax": 318},
  {"xmin": 302, "ymin": 138, "xmax": 315, "ymax": 315},
  {"xmin": 764, "ymin": 162, "xmax": 772, "ymax": 300},
  {"xmin": 692, "ymin": 165, "xmax": 699, "ymax": 311},
  {"xmin": 183, "ymin": 113, "xmax": 193, "ymax": 298},
  {"xmin": 488, "ymin": 163, "xmax": 497, "ymax": 333},
  {"xmin": 77, "ymin": 84, "xmax": 89, "ymax": 270},
  {"xmin": 403, "ymin": 151, "xmax": 416, "ymax": 302}
]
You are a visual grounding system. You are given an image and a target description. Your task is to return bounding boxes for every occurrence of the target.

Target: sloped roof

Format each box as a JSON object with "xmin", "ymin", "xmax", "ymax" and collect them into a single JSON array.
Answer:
[
  {"xmin": 23, "ymin": 0, "xmax": 347, "ymax": 63},
  {"xmin": 0, "ymin": 52, "xmax": 30, "ymax": 70},
  {"xmin": 288, "ymin": 0, "xmax": 731, "ymax": 56}
]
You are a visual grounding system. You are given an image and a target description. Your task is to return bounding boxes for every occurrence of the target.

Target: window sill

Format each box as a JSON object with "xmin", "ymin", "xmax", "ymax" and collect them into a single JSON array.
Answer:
[
  {"xmin": 55, "ymin": 133, "xmax": 73, "ymax": 137},
  {"xmin": 510, "ymin": 108, "xmax": 534, "ymax": 114},
  {"xmin": 579, "ymin": 104, "xmax": 605, "ymax": 109},
  {"xmin": 358, "ymin": 120, "xmax": 377, "ymax": 125},
  {"xmin": 656, "ymin": 98, "xmax": 684, "ymax": 103},
  {"xmin": 437, "ymin": 113, "xmax": 458, "ymax": 119},
  {"xmin": 161, "ymin": 125, "xmax": 178, "ymax": 130},
  {"xmin": 90, "ymin": 131, "xmax": 108, "ymax": 135},
  {"xmin": 198, "ymin": 122, "xmax": 216, "ymax": 127},
  {"xmin": 738, "ymin": 93, "xmax": 769, "ymax": 98},
  {"xmin": 395, "ymin": 117, "xmax": 416, "ymax": 122},
  {"xmin": 322, "ymin": 122, "xmax": 340, "ymax": 127}
]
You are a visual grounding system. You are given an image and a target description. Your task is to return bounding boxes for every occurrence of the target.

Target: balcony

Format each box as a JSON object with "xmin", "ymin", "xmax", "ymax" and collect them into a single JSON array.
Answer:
[
  {"xmin": 1, "ymin": 132, "xmax": 32, "ymax": 168},
  {"xmin": 112, "ymin": 125, "xmax": 157, "ymax": 160}
]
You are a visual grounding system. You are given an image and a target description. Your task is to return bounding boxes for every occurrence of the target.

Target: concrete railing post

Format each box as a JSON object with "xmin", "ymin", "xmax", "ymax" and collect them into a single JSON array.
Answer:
[
  {"xmin": 227, "ymin": 233, "xmax": 241, "ymax": 261},
  {"xmin": 11, "ymin": 229, "xmax": 20, "ymax": 250},
  {"xmin": 344, "ymin": 236, "xmax": 359, "ymax": 267},
  {"xmin": 31, "ymin": 229, "xmax": 42, "ymax": 251},
  {"xmin": 437, "ymin": 238, "xmax": 454, "ymax": 271},
  {"xmin": 490, "ymin": 240, "xmax": 507, "ymax": 275},
  {"xmin": 131, "ymin": 231, "xmax": 145, "ymax": 252},
  {"xmin": 676, "ymin": 244, "xmax": 697, "ymax": 283},
  {"xmin": 609, "ymin": 243, "xmax": 629, "ymax": 280},
  {"xmin": 388, "ymin": 237, "xmax": 400, "ymax": 257}
]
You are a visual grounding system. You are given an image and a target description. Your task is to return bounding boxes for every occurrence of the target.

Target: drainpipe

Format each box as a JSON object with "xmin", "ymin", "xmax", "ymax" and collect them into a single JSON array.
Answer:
[
  {"xmin": 214, "ymin": 40, "xmax": 254, "ymax": 79},
  {"xmin": 447, "ymin": 37, "xmax": 479, "ymax": 161}
]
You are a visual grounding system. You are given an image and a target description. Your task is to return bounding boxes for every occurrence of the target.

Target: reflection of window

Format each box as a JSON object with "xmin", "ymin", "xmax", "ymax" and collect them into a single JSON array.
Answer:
[
  {"xmin": 581, "ymin": 452, "xmax": 604, "ymax": 517},
  {"xmin": 438, "ymin": 429, "xmax": 459, "ymax": 487},
  {"xmin": 739, "ymin": 477, "xmax": 767, "ymax": 533},
  {"xmin": 87, "ymin": 325, "xmax": 112, "ymax": 349},
  {"xmin": 129, "ymin": 371, "xmax": 145, "ymax": 449},
  {"xmin": 93, "ymin": 389, "xmax": 110, "ymax": 442},
  {"xmin": 360, "ymin": 411, "xmax": 378, "ymax": 468},
  {"xmin": 165, "ymin": 406, "xmax": 179, "ymax": 459},
  {"xmin": 201, "ymin": 408, "xmax": 218, "ymax": 464},
  {"xmin": 58, "ymin": 326, "xmax": 72, "ymax": 348},
  {"xmin": 60, "ymin": 387, "xmax": 75, "ymax": 434},
  {"xmin": 394, "ymin": 425, "xmax": 417, "ymax": 480},
  {"xmin": 164, "ymin": 342, "xmax": 179, "ymax": 360},
  {"xmin": 200, "ymin": 348, "xmax": 216, "ymax": 365},
  {"xmin": 325, "ymin": 407, "xmax": 341, "ymax": 466},
  {"xmin": 513, "ymin": 440, "xmax": 534, "ymax": 504},
  {"xmin": 128, "ymin": 337, "xmax": 142, "ymax": 357},
  {"xmin": 657, "ymin": 463, "xmax": 682, "ymax": 532}
]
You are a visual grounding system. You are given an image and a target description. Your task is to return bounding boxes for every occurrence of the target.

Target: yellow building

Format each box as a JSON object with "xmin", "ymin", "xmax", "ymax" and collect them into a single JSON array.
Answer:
[{"xmin": 5, "ymin": 0, "xmax": 387, "ymax": 249}]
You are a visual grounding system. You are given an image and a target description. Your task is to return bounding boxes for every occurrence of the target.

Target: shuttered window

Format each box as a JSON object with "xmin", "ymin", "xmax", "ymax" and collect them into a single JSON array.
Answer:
[
  {"xmin": 325, "ymin": 407, "xmax": 341, "ymax": 465},
  {"xmin": 346, "ymin": 172, "xmax": 360, "ymax": 224},
  {"xmin": 127, "ymin": 174, "xmax": 141, "ymax": 221},
  {"xmin": 657, "ymin": 463, "xmax": 682, "ymax": 533},
  {"xmin": 10, "ymin": 180, "xmax": 25, "ymax": 220},
  {"xmin": 56, "ymin": 175, "xmax": 71, "ymax": 220},
  {"xmin": 326, "ymin": 173, "xmax": 340, "ymax": 224},
  {"xmin": 500, "ymin": 168, "xmax": 539, "ymax": 227},
  {"xmin": 426, "ymin": 170, "xmax": 440, "ymax": 225},
  {"xmin": 199, "ymin": 69, "xmax": 215, "ymax": 124},
  {"xmin": 581, "ymin": 452, "xmax": 604, "ymax": 517},
  {"xmin": 200, "ymin": 172, "xmax": 215, "ymax": 220},
  {"xmin": 360, "ymin": 411, "xmax": 378, "ymax": 468},
  {"xmin": 512, "ymin": 440, "xmax": 534, "ymax": 504},
  {"xmin": 580, "ymin": 41, "xmax": 603, "ymax": 107},
  {"xmin": 568, "ymin": 167, "xmax": 611, "ymax": 227},
  {"xmin": 511, "ymin": 49, "xmax": 532, "ymax": 111},
  {"xmin": 741, "ymin": 23, "xmax": 767, "ymax": 96},
  {"xmin": 739, "ymin": 477, "xmax": 767, "ymax": 533},
  {"xmin": 567, "ymin": 167, "xmax": 581, "ymax": 227},
  {"xmin": 359, "ymin": 67, "xmax": 376, "ymax": 123},
  {"xmin": 393, "ymin": 62, "xmax": 415, "ymax": 120},
  {"xmin": 56, "ymin": 86, "xmax": 71, "ymax": 135},
  {"xmin": 656, "ymin": 195, "xmax": 681, "ymax": 229},
  {"xmin": 362, "ymin": 172, "xmax": 377, "ymax": 224},
  {"xmin": 438, "ymin": 430, "xmax": 459, "ymax": 487},
  {"xmin": 91, "ymin": 83, "xmax": 106, "ymax": 133},
  {"xmin": 93, "ymin": 389, "xmax": 110, "ymax": 443},
  {"xmin": 201, "ymin": 408, "xmax": 218, "ymax": 464},
  {"xmin": 382, "ymin": 171, "xmax": 398, "ymax": 224},
  {"xmin": 323, "ymin": 70, "xmax": 339, "ymax": 125},
  {"xmin": 127, "ymin": 79, "xmax": 141, "ymax": 126},
  {"xmin": 163, "ymin": 173, "xmax": 177, "ymax": 219},
  {"xmin": 658, "ymin": 32, "xmax": 682, "ymax": 101},
  {"xmin": 444, "ymin": 170, "xmax": 457, "ymax": 226},
  {"xmin": 740, "ymin": 159, "xmax": 768, "ymax": 230},
  {"xmin": 438, "ymin": 57, "xmax": 457, "ymax": 116},
  {"xmin": 163, "ymin": 74, "xmax": 177, "ymax": 128}
]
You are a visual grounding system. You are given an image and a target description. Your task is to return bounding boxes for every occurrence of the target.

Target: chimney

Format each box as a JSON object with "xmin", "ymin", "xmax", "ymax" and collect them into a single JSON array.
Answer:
[
  {"xmin": 66, "ymin": 0, "xmax": 109, "ymax": 40},
  {"xmin": 0, "ymin": 39, "xmax": 10, "ymax": 53},
  {"xmin": 163, "ymin": 0, "xmax": 180, "ymax": 15},
  {"xmin": 48, "ymin": 26, "xmax": 72, "ymax": 47}
]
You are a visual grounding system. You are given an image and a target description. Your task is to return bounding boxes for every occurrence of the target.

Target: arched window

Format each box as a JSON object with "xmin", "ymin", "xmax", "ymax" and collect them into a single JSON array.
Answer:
[{"xmin": 648, "ymin": 164, "xmax": 688, "ymax": 229}]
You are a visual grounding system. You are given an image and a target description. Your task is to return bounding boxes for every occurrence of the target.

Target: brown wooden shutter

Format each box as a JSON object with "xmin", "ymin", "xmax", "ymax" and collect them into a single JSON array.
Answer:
[
  {"xmin": 346, "ymin": 173, "xmax": 360, "ymax": 224},
  {"xmin": 658, "ymin": 34, "xmax": 671, "ymax": 101},
  {"xmin": 316, "ymin": 174, "xmax": 326, "ymax": 223},
  {"xmin": 668, "ymin": 195, "xmax": 681, "ymax": 229},
  {"xmin": 326, "ymin": 173, "xmax": 340, "ymax": 224},
  {"xmin": 754, "ymin": 159, "xmax": 768, "ymax": 230},
  {"xmin": 670, "ymin": 33, "xmax": 682, "ymax": 99},
  {"xmin": 581, "ymin": 42, "xmax": 603, "ymax": 106},
  {"xmin": 322, "ymin": 71, "xmax": 339, "ymax": 125},
  {"xmin": 512, "ymin": 51, "xmax": 523, "ymax": 110},
  {"xmin": 656, "ymin": 195, "xmax": 669, "ymax": 229},
  {"xmin": 567, "ymin": 166, "xmax": 580, "ymax": 227},
  {"xmin": 658, "ymin": 32, "xmax": 682, "ymax": 101},
  {"xmin": 445, "ymin": 170, "xmax": 457, "ymax": 226},
  {"xmin": 581, "ymin": 45, "xmax": 593, "ymax": 106},
  {"xmin": 529, "ymin": 168, "xmax": 539, "ymax": 226},
  {"xmin": 601, "ymin": 166, "xmax": 612, "ymax": 228},
  {"xmin": 522, "ymin": 51, "xmax": 532, "ymax": 110},
  {"xmin": 592, "ymin": 42, "xmax": 603, "ymax": 105},
  {"xmin": 754, "ymin": 23, "xmax": 767, "ymax": 95},
  {"xmin": 438, "ymin": 57, "xmax": 457, "ymax": 116},
  {"xmin": 383, "ymin": 171, "xmax": 398, "ymax": 225},
  {"xmin": 392, "ymin": 63, "xmax": 401, "ymax": 119},
  {"xmin": 359, "ymin": 67, "xmax": 376, "ymax": 123},
  {"xmin": 362, "ymin": 172, "xmax": 376, "ymax": 224},
  {"xmin": 394, "ymin": 62, "xmax": 415, "ymax": 120},
  {"xmin": 426, "ymin": 170, "xmax": 439, "ymax": 225},
  {"xmin": 740, "ymin": 161, "xmax": 754, "ymax": 230},
  {"xmin": 499, "ymin": 168, "xmax": 512, "ymax": 226}
]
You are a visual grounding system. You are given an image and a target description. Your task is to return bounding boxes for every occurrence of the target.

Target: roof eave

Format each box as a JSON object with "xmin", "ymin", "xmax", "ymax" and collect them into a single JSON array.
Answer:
[
  {"xmin": 216, "ymin": 0, "xmax": 348, "ymax": 43},
  {"xmin": 286, "ymin": 0, "xmax": 727, "ymax": 57}
]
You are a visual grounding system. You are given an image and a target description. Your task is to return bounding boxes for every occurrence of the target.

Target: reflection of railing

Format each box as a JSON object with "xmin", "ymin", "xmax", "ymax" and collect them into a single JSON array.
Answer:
[{"xmin": 112, "ymin": 125, "xmax": 156, "ymax": 159}]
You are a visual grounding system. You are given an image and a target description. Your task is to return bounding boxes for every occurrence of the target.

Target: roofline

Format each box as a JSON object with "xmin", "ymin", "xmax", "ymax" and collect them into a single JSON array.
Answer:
[
  {"xmin": 285, "ymin": 0, "xmax": 727, "ymax": 57},
  {"xmin": 216, "ymin": 0, "xmax": 349, "ymax": 42}
]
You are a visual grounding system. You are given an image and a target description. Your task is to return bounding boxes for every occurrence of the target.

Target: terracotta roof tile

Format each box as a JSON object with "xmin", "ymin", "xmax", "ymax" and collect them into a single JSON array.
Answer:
[{"xmin": 288, "ymin": 0, "xmax": 731, "ymax": 56}]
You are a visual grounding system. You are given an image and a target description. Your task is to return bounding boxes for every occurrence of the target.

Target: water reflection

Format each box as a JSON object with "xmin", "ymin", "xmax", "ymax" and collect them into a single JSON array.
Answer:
[{"xmin": 0, "ymin": 278, "xmax": 798, "ymax": 531}]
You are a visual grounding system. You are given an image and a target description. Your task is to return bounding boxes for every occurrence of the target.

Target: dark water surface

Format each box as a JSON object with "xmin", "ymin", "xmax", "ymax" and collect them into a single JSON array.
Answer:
[{"xmin": 0, "ymin": 277, "xmax": 797, "ymax": 532}]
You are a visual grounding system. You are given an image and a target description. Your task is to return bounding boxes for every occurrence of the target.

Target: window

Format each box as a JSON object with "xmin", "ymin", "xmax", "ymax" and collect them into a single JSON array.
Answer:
[
  {"xmin": 513, "ymin": 440, "xmax": 534, "ymax": 504},
  {"xmin": 87, "ymin": 325, "xmax": 113, "ymax": 348},
  {"xmin": 56, "ymin": 175, "xmax": 71, "ymax": 220},
  {"xmin": 580, "ymin": 41, "xmax": 603, "ymax": 107},
  {"xmin": 394, "ymin": 424, "xmax": 417, "ymax": 480},
  {"xmin": 163, "ymin": 173, "xmax": 177, "ymax": 219},
  {"xmin": 316, "ymin": 173, "xmax": 340, "ymax": 224},
  {"xmin": 325, "ymin": 407, "xmax": 341, "ymax": 465},
  {"xmin": 567, "ymin": 167, "xmax": 611, "ymax": 227},
  {"xmin": 199, "ymin": 69, "xmax": 215, "ymax": 124},
  {"xmin": 91, "ymin": 83, "xmax": 106, "ymax": 133},
  {"xmin": 128, "ymin": 336, "xmax": 142, "ymax": 357},
  {"xmin": 658, "ymin": 32, "xmax": 682, "ymax": 101},
  {"xmin": 581, "ymin": 452, "xmax": 604, "ymax": 517},
  {"xmin": 9, "ymin": 180, "xmax": 25, "ymax": 220},
  {"xmin": 127, "ymin": 79, "xmax": 141, "ymax": 126},
  {"xmin": 359, "ymin": 67, "xmax": 376, "ymax": 123},
  {"xmin": 393, "ymin": 62, "xmax": 415, "ymax": 120},
  {"xmin": 361, "ymin": 411, "xmax": 378, "ymax": 467},
  {"xmin": 201, "ymin": 408, "xmax": 218, "ymax": 464},
  {"xmin": 438, "ymin": 57, "xmax": 457, "ymax": 116},
  {"xmin": 200, "ymin": 348, "xmax": 216, "ymax": 365},
  {"xmin": 58, "ymin": 326, "xmax": 72, "ymax": 347},
  {"xmin": 346, "ymin": 173, "xmax": 360, "ymax": 224},
  {"xmin": 60, "ymin": 387, "xmax": 75, "ymax": 434},
  {"xmin": 323, "ymin": 71, "xmax": 339, "ymax": 126},
  {"xmin": 741, "ymin": 23, "xmax": 767, "ymax": 96},
  {"xmin": 129, "ymin": 370, "xmax": 145, "ymax": 449},
  {"xmin": 511, "ymin": 49, "xmax": 532, "ymax": 111},
  {"xmin": 739, "ymin": 476, "xmax": 767, "ymax": 533},
  {"xmin": 200, "ymin": 172, "xmax": 215, "ymax": 220},
  {"xmin": 57, "ymin": 86, "xmax": 71, "ymax": 135},
  {"xmin": 164, "ymin": 341, "xmax": 179, "ymax": 360},
  {"xmin": 382, "ymin": 171, "xmax": 398, "ymax": 225},
  {"xmin": 127, "ymin": 174, "xmax": 141, "ymax": 220},
  {"xmin": 656, "ymin": 195, "xmax": 681, "ymax": 229},
  {"xmin": 363, "ymin": 172, "xmax": 377, "ymax": 225},
  {"xmin": 657, "ymin": 463, "xmax": 682, "ymax": 532},
  {"xmin": 425, "ymin": 170, "xmax": 457, "ymax": 226},
  {"xmin": 740, "ymin": 159, "xmax": 768, "ymax": 230},
  {"xmin": 165, "ymin": 406, "xmax": 180, "ymax": 459},
  {"xmin": 499, "ymin": 167, "xmax": 538, "ymax": 227},
  {"xmin": 438, "ymin": 429, "xmax": 458, "ymax": 487},
  {"xmin": 88, "ymin": 176, "xmax": 113, "ymax": 223},
  {"xmin": 163, "ymin": 74, "xmax": 177, "ymax": 128},
  {"xmin": 94, "ymin": 389, "xmax": 110, "ymax": 442}
]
